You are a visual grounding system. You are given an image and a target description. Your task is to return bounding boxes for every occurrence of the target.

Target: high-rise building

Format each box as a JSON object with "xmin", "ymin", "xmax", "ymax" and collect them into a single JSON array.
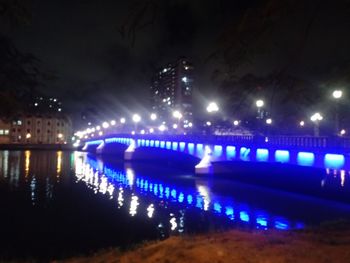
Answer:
[{"xmin": 150, "ymin": 58, "xmax": 194, "ymax": 126}]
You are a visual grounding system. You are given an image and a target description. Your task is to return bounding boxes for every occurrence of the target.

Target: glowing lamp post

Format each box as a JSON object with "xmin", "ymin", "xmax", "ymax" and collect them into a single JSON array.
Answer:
[
  {"xmin": 332, "ymin": 90, "xmax": 343, "ymax": 136},
  {"xmin": 256, "ymin": 99, "xmax": 264, "ymax": 119},
  {"xmin": 310, "ymin": 112, "xmax": 323, "ymax": 136},
  {"xmin": 132, "ymin": 114, "xmax": 141, "ymax": 133}
]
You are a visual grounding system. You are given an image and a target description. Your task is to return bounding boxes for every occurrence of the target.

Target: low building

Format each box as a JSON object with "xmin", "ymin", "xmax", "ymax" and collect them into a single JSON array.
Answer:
[
  {"xmin": 9, "ymin": 114, "xmax": 72, "ymax": 144},
  {"xmin": 0, "ymin": 119, "xmax": 11, "ymax": 144}
]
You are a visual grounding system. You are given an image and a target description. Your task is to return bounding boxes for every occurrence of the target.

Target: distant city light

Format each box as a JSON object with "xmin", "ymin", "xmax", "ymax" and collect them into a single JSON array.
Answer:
[
  {"xmin": 150, "ymin": 113, "xmax": 157, "ymax": 121},
  {"xmin": 57, "ymin": 133, "xmax": 63, "ymax": 139},
  {"xmin": 26, "ymin": 133, "xmax": 31, "ymax": 139},
  {"xmin": 206, "ymin": 121, "xmax": 211, "ymax": 126},
  {"xmin": 256, "ymin": 99, "xmax": 264, "ymax": 108},
  {"xmin": 149, "ymin": 128, "xmax": 154, "ymax": 133},
  {"xmin": 206, "ymin": 102, "xmax": 219, "ymax": 113},
  {"xmin": 132, "ymin": 114, "xmax": 141, "ymax": 123},
  {"xmin": 110, "ymin": 120, "xmax": 116, "ymax": 126},
  {"xmin": 96, "ymin": 126, "xmax": 101, "ymax": 131},
  {"xmin": 188, "ymin": 122, "xmax": 193, "ymax": 127},
  {"xmin": 120, "ymin": 118, "xmax": 126, "ymax": 124},
  {"xmin": 182, "ymin": 76, "xmax": 188, "ymax": 83},
  {"xmin": 233, "ymin": 120, "xmax": 239, "ymax": 126},
  {"xmin": 173, "ymin": 124, "xmax": 178, "ymax": 129},
  {"xmin": 58, "ymin": 108, "xmax": 62, "ymax": 112},
  {"xmin": 102, "ymin": 122, "xmax": 109, "ymax": 129},
  {"xmin": 266, "ymin": 118, "xmax": 272, "ymax": 124},
  {"xmin": 299, "ymin": 121, "xmax": 305, "ymax": 127},
  {"xmin": 98, "ymin": 131, "xmax": 103, "ymax": 136},
  {"xmin": 131, "ymin": 131, "xmax": 135, "ymax": 135},
  {"xmin": 140, "ymin": 129, "xmax": 145, "ymax": 134},
  {"xmin": 340, "ymin": 129, "xmax": 346, "ymax": 135},
  {"xmin": 88, "ymin": 122, "xmax": 92, "ymax": 126},
  {"xmin": 332, "ymin": 90, "xmax": 343, "ymax": 99},
  {"xmin": 34, "ymin": 103, "xmax": 38, "ymax": 106}
]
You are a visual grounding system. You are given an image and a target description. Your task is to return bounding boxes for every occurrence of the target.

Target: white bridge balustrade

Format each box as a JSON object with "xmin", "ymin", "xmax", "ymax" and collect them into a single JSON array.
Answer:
[{"xmin": 82, "ymin": 134, "xmax": 350, "ymax": 174}]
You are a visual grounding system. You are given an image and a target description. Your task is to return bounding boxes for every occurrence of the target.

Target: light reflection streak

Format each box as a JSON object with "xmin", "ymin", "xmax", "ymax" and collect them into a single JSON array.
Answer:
[
  {"xmin": 25, "ymin": 150, "xmax": 31, "ymax": 177},
  {"xmin": 73, "ymin": 154, "xmax": 306, "ymax": 231}
]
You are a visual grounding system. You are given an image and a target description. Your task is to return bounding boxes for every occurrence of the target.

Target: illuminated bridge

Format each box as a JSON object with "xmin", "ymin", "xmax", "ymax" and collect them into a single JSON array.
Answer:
[{"xmin": 82, "ymin": 134, "xmax": 350, "ymax": 174}]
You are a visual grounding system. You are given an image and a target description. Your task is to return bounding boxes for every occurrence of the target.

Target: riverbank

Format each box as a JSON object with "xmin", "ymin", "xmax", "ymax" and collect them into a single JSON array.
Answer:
[
  {"xmin": 59, "ymin": 221, "xmax": 350, "ymax": 263},
  {"xmin": 0, "ymin": 143, "xmax": 75, "ymax": 151}
]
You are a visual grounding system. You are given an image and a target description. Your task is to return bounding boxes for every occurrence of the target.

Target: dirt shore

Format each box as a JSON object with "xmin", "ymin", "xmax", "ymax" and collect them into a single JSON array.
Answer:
[{"xmin": 58, "ymin": 222, "xmax": 350, "ymax": 263}]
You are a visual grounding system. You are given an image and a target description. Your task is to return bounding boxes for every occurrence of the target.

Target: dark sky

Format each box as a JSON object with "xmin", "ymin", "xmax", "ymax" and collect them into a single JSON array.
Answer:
[{"xmin": 4, "ymin": 0, "xmax": 350, "ymax": 123}]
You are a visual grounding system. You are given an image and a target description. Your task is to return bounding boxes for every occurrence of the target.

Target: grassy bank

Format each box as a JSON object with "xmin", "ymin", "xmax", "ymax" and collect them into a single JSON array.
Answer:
[{"xmin": 58, "ymin": 222, "xmax": 350, "ymax": 263}]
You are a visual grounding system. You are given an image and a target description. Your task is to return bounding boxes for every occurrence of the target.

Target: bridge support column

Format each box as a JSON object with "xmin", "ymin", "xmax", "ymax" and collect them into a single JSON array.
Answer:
[
  {"xmin": 195, "ymin": 146, "xmax": 213, "ymax": 174},
  {"xmin": 124, "ymin": 139, "xmax": 137, "ymax": 160},
  {"xmin": 96, "ymin": 140, "xmax": 105, "ymax": 154}
]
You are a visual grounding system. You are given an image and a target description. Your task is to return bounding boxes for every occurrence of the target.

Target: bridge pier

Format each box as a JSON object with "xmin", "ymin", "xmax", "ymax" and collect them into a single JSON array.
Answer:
[
  {"xmin": 195, "ymin": 146, "xmax": 213, "ymax": 174},
  {"xmin": 124, "ymin": 139, "xmax": 137, "ymax": 161}
]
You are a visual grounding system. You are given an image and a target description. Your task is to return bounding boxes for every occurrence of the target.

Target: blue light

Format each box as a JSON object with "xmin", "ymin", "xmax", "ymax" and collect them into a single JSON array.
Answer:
[
  {"xmin": 179, "ymin": 142, "xmax": 186, "ymax": 151},
  {"xmin": 275, "ymin": 219, "xmax": 290, "ymax": 230},
  {"xmin": 214, "ymin": 145, "xmax": 223, "ymax": 157},
  {"xmin": 225, "ymin": 206, "xmax": 234, "ymax": 220},
  {"xmin": 256, "ymin": 148, "xmax": 269, "ymax": 162},
  {"xmin": 145, "ymin": 140, "xmax": 150, "ymax": 146},
  {"xmin": 196, "ymin": 196, "xmax": 203, "ymax": 209},
  {"xmin": 160, "ymin": 141, "xmax": 165, "ymax": 148},
  {"xmin": 196, "ymin": 144, "xmax": 204, "ymax": 157},
  {"xmin": 155, "ymin": 140, "xmax": 160, "ymax": 147},
  {"xmin": 256, "ymin": 215, "xmax": 268, "ymax": 228},
  {"xmin": 141, "ymin": 139, "xmax": 145, "ymax": 146},
  {"xmin": 188, "ymin": 143, "xmax": 195, "ymax": 154},
  {"xmin": 213, "ymin": 202, "xmax": 222, "ymax": 213},
  {"xmin": 240, "ymin": 211, "xmax": 250, "ymax": 222},
  {"xmin": 275, "ymin": 150, "xmax": 290, "ymax": 163},
  {"xmin": 226, "ymin": 146, "xmax": 236, "ymax": 160},
  {"xmin": 187, "ymin": 194, "xmax": 193, "ymax": 204},
  {"xmin": 172, "ymin": 142, "xmax": 178, "ymax": 151},
  {"xmin": 324, "ymin": 154, "xmax": 345, "ymax": 169},
  {"xmin": 297, "ymin": 152, "xmax": 315, "ymax": 166},
  {"xmin": 150, "ymin": 140, "xmax": 154, "ymax": 147},
  {"xmin": 240, "ymin": 147, "xmax": 250, "ymax": 161},
  {"xmin": 178, "ymin": 192, "xmax": 184, "ymax": 203},
  {"xmin": 166, "ymin": 141, "xmax": 172, "ymax": 149},
  {"xmin": 165, "ymin": 187, "xmax": 170, "ymax": 198},
  {"xmin": 171, "ymin": 189, "xmax": 177, "ymax": 199}
]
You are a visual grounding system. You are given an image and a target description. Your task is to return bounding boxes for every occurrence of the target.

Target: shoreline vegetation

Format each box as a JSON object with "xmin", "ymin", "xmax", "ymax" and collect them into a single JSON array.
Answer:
[{"xmin": 57, "ymin": 221, "xmax": 350, "ymax": 263}]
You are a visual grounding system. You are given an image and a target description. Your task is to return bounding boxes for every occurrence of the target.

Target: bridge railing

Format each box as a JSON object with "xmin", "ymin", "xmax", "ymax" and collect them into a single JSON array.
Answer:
[{"xmin": 89, "ymin": 133, "xmax": 350, "ymax": 150}]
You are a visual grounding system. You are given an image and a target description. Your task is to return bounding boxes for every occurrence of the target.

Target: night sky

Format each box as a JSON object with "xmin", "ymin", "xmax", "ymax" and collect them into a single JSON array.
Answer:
[{"xmin": 3, "ymin": 0, "xmax": 350, "ymax": 124}]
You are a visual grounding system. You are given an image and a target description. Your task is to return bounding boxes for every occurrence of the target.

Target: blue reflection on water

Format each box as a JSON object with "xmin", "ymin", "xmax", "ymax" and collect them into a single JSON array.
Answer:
[
  {"xmin": 256, "ymin": 149, "xmax": 269, "ymax": 162},
  {"xmin": 275, "ymin": 150, "xmax": 290, "ymax": 163},
  {"xmin": 79, "ymin": 156, "xmax": 301, "ymax": 232}
]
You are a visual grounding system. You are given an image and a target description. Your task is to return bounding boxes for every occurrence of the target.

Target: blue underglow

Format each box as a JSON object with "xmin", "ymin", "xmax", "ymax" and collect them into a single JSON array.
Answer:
[
  {"xmin": 256, "ymin": 148, "xmax": 269, "ymax": 162},
  {"xmin": 172, "ymin": 142, "xmax": 178, "ymax": 151},
  {"xmin": 226, "ymin": 146, "xmax": 236, "ymax": 160},
  {"xmin": 324, "ymin": 154, "xmax": 345, "ymax": 169},
  {"xmin": 178, "ymin": 192, "xmax": 184, "ymax": 203},
  {"xmin": 187, "ymin": 194, "xmax": 193, "ymax": 204},
  {"xmin": 240, "ymin": 211, "xmax": 250, "ymax": 222},
  {"xmin": 160, "ymin": 141, "xmax": 165, "ymax": 148},
  {"xmin": 179, "ymin": 142, "xmax": 186, "ymax": 151},
  {"xmin": 275, "ymin": 150, "xmax": 290, "ymax": 163},
  {"xmin": 166, "ymin": 141, "xmax": 172, "ymax": 149},
  {"xmin": 256, "ymin": 215, "xmax": 268, "ymax": 228},
  {"xmin": 225, "ymin": 206, "xmax": 234, "ymax": 220},
  {"xmin": 141, "ymin": 139, "xmax": 145, "ymax": 146},
  {"xmin": 275, "ymin": 219, "xmax": 290, "ymax": 230},
  {"xmin": 188, "ymin": 143, "xmax": 195, "ymax": 154},
  {"xmin": 196, "ymin": 144, "xmax": 204, "ymax": 157},
  {"xmin": 145, "ymin": 140, "xmax": 150, "ymax": 147},
  {"xmin": 213, "ymin": 145, "xmax": 223, "ymax": 157},
  {"xmin": 155, "ymin": 140, "xmax": 160, "ymax": 147},
  {"xmin": 297, "ymin": 152, "xmax": 315, "ymax": 166},
  {"xmin": 240, "ymin": 147, "xmax": 250, "ymax": 161},
  {"xmin": 150, "ymin": 140, "xmax": 154, "ymax": 147},
  {"xmin": 214, "ymin": 202, "xmax": 222, "ymax": 213},
  {"xmin": 86, "ymin": 140, "xmax": 103, "ymax": 146}
]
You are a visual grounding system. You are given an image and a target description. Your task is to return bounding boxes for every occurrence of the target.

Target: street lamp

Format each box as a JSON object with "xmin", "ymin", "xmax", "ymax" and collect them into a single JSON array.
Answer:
[
  {"xmin": 120, "ymin": 117, "xmax": 126, "ymax": 124},
  {"xmin": 332, "ymin": 89, "xmax": 343, "ymax": 135},
  {"xmin": 150, "ymin": 113, "xmax": 157, "ymax": 121},
  {"xmin": 266, "ymin": 118, "xmax": 272, "ymax": 125},
  {"xmin": 206, "ymin": 102, "xmax": 219, "ymax": 113},
  {"xmin": 310, "ymin": 112, "xmax": 323, "ymax": 136}
]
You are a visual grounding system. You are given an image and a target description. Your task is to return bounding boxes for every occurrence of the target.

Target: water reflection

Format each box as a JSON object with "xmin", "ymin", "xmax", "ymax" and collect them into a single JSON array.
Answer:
[{"xmin": 74, "ymin": 153, "xmax": 312, "ymax": 234}]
